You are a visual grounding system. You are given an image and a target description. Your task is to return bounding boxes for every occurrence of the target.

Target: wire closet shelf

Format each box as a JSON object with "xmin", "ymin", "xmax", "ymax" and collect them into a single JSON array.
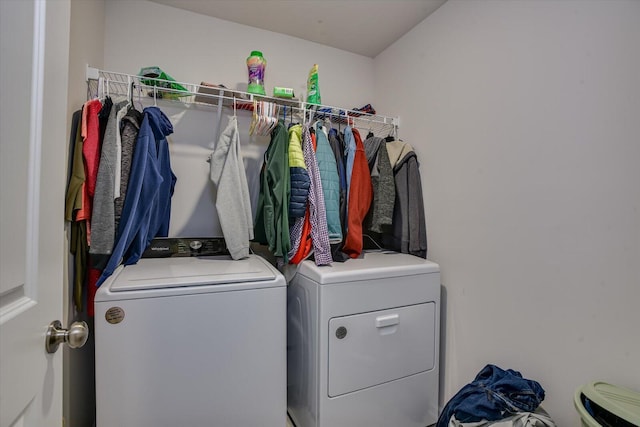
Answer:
[{"xmin": 86, "ymin": 66, "xmax": 399, "ymax": 138}]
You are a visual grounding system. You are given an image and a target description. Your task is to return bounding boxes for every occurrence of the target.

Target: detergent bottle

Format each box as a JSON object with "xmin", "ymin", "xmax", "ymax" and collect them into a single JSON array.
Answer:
[{"xmin": 246, "ymin": 51, "xmax": 266, "ymax": 95}]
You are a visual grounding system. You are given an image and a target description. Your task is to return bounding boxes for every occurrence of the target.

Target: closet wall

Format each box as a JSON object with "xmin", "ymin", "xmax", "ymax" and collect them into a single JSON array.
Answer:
[
  {"xmin": 102, "ymin": 0, "xmax": 378, "ymax": 239},
  {"xmin": 104, "ymin": 1, "xmax": 375, "ymax": 109},
  {"xmin": 374, "ymin": 1, "xmax": 640, "ymax": 425}
]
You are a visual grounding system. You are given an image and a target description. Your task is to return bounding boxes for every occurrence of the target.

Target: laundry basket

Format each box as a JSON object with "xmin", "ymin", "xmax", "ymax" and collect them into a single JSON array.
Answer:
[{"xmin": 574, "ymin": 381, "xmax": 640, "ymax": 427}]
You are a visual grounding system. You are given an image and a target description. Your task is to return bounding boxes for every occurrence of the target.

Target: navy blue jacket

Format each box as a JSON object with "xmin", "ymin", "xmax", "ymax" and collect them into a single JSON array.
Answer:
[{"xmin": 98, "ymin": 107, "xmax": 176, "ymax": 285}]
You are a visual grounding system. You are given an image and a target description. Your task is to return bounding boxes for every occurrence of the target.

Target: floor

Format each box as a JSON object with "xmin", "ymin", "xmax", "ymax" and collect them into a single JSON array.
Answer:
[{"xmin": 286, "ymin": 413, "xmax": 295, "ymax": 427}]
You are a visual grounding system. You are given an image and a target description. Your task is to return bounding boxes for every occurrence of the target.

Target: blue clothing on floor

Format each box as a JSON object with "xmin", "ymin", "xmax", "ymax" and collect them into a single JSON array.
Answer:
[
  {"xmin": 98, "ymin": 107, "xmax": 175, "ymax": 285},
  {"xmin": 436, "ymin": 365, "xmax": 546, "ymax": 427}
]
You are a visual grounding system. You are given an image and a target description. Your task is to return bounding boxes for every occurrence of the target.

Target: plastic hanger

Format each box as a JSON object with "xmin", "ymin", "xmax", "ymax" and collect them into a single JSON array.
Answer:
[
  {"xmin": 249, "ymin": 100, "xmax": 258, "ymax": 135},
  {"xmin": 269, "ymin": 104, "xmax": 280, "ymax": 133},
  {"xmin": 385, "ymin": 124, "xmax": 397, "ymax": 142},
  {"xmin": 255, "ymin": 101, "xmax": 264, "ymax": 135}
]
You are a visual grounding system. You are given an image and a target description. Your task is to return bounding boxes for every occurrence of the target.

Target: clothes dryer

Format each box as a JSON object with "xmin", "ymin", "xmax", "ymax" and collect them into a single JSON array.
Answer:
[
  {"xmin": 95, "ymin": 255, "xmax": 286, "ymax": 427},
  {"xmin": 287, "ymin": 251, "xmax": 440, "ymax": 427}
]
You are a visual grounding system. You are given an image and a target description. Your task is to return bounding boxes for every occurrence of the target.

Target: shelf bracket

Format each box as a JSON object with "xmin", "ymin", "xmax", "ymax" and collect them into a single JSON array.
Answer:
[{"xmin": 86, "ymin": 64, "xmax": 99, "ymax": 82}]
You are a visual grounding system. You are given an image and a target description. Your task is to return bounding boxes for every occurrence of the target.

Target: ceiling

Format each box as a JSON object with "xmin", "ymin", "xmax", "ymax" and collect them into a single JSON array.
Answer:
[{"xmin": 146, "ymin": 0, "xmax": 447, "ymax": 58}]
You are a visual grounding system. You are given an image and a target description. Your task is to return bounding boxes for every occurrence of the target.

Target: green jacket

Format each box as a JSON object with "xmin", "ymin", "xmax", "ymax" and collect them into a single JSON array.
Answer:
[{"xmin": 254, "ymin": 123, "xmax": 291, "ymax": 261}]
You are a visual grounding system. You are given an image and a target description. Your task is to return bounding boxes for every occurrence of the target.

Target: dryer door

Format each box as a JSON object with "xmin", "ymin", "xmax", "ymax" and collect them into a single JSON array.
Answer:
[{"xmin": 328, "ymin": 302, "xmax": 436, "ymax": 397}]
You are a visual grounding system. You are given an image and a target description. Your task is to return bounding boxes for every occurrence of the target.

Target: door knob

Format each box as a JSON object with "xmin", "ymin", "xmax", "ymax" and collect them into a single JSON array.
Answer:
[{"xmin": 45, "ymin": 320, "xmax": 89, "ymax": 353}]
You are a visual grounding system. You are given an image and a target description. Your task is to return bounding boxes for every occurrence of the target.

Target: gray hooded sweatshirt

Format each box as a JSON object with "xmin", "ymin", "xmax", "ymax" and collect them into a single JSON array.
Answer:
[{"xmin": 209, "ymin": 116, "xmax": 254, "ymax": 260}]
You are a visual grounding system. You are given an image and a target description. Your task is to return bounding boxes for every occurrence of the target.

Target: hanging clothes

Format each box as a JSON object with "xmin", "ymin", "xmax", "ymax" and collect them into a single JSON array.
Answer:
[
  {"xmin": 383, "ymin": 140, "xmax": 427, "ymax": 259},
  {"xmin": 97, "ymin": 96, "xmax": 112, "ymax": 147},
  {"xmin": 90, "ymin": 100, "xmax": 129, "ymax": 270},
  {"xmin": 343, "ymin": 125, "xmax": 356, "ymax": 221},
  {"xmin": 253, "ymin": 122, "xmax": 291, "ymax": 261},
  {"xmin": 97, "ymin": 106, "xmax": 176, "ymax": 286},
  {"xmin": 78, "ymin": 98, "xmax": 103, "ymax": 244},
  {"xmin": 122, "ymin": 106, "xmax": 176, "ymax": 264},
  {"xmin": 288, "ymin": 124, "xmax": 310, "ymax": 219},
  {"xmin": 113, "ymin": 100, "xmax": 130, "ymax": 199},
  {"xmin": 288, "ymin": 209, "xmax": 311, "ymax": 264},
  {"xmin": 147, "ymin": 107, "xmax": 177, "ymax": 240},
  {"xmin": 65, "ymin": 109, "xmax": 86, "ymax": 311},
  {"xmin": 79, "ymin": 99, "xmax": 104, "ymax": 316},
  {"xmin": 363, "ymin": 135, "xmax": 382, "ymax": 169},
  {"xmin": 209, "ymin": 116, "xmax": 253, "ymax": 260},
  {"xmin": 314, "ymin": 122, "xmax": 342, "ymax": 243},
  {"xmin": 114, "ymin": 107, "xmax": 143, "ymax": 232},
  {"xmin": 328, "ymin": 128, "xmax": 347, "ymax": 236},
  {"xmin": 341, "ymin": 128, "xmax": 372, "ymax": 258},
  {"xmin": 364, "ymin": 136, "xmax": 395, "ymax": 233},
  {"xmin": 288, "ymin": 125, "xmax": 332, "ymax": 265}
]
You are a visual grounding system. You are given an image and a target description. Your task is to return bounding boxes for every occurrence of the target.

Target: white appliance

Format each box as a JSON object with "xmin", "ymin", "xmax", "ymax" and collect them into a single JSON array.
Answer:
[
  {"xmin": 287, "ymin": 251, "xmax": 440, "ymax": 427},
  {"xmin": 94, "ymin": 255, "xmax": 286, "ymax": 427}
]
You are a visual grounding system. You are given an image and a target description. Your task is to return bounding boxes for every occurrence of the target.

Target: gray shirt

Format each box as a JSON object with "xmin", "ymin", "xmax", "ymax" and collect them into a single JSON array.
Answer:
[{"xmin": 90, "ymin": 100, "xmax": 129, "ymax": 260}]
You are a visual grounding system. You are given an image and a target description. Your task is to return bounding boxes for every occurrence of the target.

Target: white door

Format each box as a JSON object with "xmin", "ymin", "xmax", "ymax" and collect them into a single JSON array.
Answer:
[{"xmin": 0, "ymin": 0, "xmax": 71, "ymax": 426}]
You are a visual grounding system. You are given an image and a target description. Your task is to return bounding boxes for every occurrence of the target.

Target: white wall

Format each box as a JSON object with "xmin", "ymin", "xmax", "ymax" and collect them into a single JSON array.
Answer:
[
  {"xmin": 103, "ymin": 0, "xmax": 376, "ymax": 238},
  {"xmin": 374, "ymin": 0, "xmax": 640, "ymax": 425},
  {"xmin": 104, "ymin": 0, "xmax": 374, "ymax": 109}
]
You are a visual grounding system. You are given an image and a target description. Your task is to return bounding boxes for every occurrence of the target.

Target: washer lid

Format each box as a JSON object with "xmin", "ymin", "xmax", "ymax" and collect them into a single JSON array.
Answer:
[
  {"xmin": 107, "ymin": 255, "xmax": 277, "ymax": 292},
  {"xmin": 297, "ymin": 251, "xmax": 439, "ymax": 284}
]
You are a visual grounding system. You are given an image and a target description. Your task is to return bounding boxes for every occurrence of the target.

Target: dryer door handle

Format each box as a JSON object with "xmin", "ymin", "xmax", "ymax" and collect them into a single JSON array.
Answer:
[{"xmin": 375, "ymin": 314, "xmax": 399, "ymax": 328}]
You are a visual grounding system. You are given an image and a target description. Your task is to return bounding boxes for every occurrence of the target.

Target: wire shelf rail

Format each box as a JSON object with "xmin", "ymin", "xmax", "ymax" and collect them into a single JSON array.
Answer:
[{"xmin": 86, "ymin": 65, "xmax": 399, "ymax": 138}]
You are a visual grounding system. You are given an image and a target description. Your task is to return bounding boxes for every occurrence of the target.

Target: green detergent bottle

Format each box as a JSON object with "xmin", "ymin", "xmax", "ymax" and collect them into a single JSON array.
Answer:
[{"xmin": 246, "ymin": 51, "xmax": 266, "ymax": 95}]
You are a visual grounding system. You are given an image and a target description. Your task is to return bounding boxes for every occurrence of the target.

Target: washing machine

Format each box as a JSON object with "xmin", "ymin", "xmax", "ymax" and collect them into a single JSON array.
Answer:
[
  {"xmin": 94, "ymin": 255, "xmax": 286, "ymax": 427},
  {"xmin": 287, "ymin": 251, "xmax": 440, "ymax": 427}
]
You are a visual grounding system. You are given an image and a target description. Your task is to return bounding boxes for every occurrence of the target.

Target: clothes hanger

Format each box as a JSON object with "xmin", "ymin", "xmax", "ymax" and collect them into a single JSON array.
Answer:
[
  {"xmin": 323, "ymin": 114, "xmax": 332, "ymax": 134},
  {"xmin": 127, "ymin": 77, "xmax": 132, "ymax": 106},
  {"xmin": 127, "ymin": 76, "xmax": 140, "ymax": 110},
  {"xmin": 134, "ymin": 81, "xmax": 144, "ymax": 111},
  {"xmin": 259, "ymin": 101, "xmax": 272, "ymax": 135},
  {"xmin": 233, "ymin": 96, "xmax": 237, "ymax": 118},
  {"xmin": 274, "ymin": 104, "xmax": 281, "ymax": 131},
  {"xmin": 366, "ymin": 120, "xmax": 375, "ymax": 139},
  {"xmin": 343, "ymin": 110, "xmax": 351, "ymax": 129},
  {"xmin": 261, "ymin": 101, "xmax": 269, "ymax": 135},
  {"xmin": 385, "ymin": 124, "xmax": 395, "ymax": 142},
  {"xmin": 270, "ymin": 104, "xmax": 280, "ymax": 133},
  {"xmin": 263, "ymin": 102, "xmax": 271, "ymax": 135},
  {"xmin": 249, "ymin": 99, "xmax": 258, "ymax": 135},
  {"xmin": 96, "ymin": 76, "xmax": 104, "ymax": 100},
  {"xmin": 257, "ymin": 101, "xmax": 266, "ymax": 135}
]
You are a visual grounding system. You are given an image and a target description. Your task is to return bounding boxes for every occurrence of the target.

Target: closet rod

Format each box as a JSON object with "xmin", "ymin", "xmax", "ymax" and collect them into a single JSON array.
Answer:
[{"xmin": 85, "ymin": 65, "xmax": 400, "ymax": 133}]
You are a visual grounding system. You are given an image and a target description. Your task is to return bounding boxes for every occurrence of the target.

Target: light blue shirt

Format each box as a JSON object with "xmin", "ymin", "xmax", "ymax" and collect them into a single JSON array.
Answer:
[{"xmin": 343, "ymin": 126, "xmax": 356, "ymax": 220}]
